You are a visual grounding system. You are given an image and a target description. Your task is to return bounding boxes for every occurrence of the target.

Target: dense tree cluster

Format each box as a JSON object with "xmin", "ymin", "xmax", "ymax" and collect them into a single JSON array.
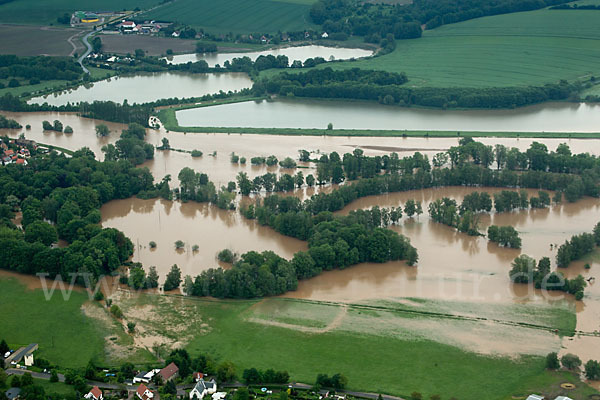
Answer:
[
  {"xmin": 509, "ymin": 255, "xmax": 586, "ymax": 298},
  {"xmin": 428, "ymin": 197, "xmax": 481, "ymax": 235},
  {"xmin": 487, "ymin": 225, "xmax": 521, "ymax": 248},
  {"xmin": 0, "ymin": 93, "xmax": 151, "ymax": 126},
  {"xmin": 309, "ymin": 0, "xmax": 569, "ymax": 41},
  {"xmin": 242, "ymin": 368, "xmax": 290, "ymax": 384},
  {"xmin": 0, "ymin": 148, "xmax": 160, "ymax": 281},
  {"xmin": 101, "ymin": 123, "xmax": 154, "ymax": 166},
  {"xmin": 556, "ymin": 225, "xmax": 599, "ymax": 268},
  {"xmin": 0, "ymin": 55, "xmax": 82, "ymax": 82},
  {"xmin": 189, "ymin": 206, "xmax": 418, "ymax": 298},
  {"xmin": 256, "ymin": 73, "xmax": 578, "ymax": 109},
  {"xmin": 0, "ymin": 114, "xmax": 21, "ymax": 129},
  {"xmin": 315, "ymin": 373, "xmax": 348, "ymax": 390}
]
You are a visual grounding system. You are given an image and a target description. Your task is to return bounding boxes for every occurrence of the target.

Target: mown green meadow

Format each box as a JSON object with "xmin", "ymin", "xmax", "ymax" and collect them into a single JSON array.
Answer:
[
  {"xmin": 141, "ymin": 0, "xmax": 317, "ymax": 35},
  {"xmin": 282, "ymin": 7, "xmax": 600, "ymax": 88},
  {"xmin": 1, "ymin": 275, "xmax": 597, "ymax": 400},
  {"xmin": 0, "ymin": 277, "xmax": 107, "ymax": 368}
]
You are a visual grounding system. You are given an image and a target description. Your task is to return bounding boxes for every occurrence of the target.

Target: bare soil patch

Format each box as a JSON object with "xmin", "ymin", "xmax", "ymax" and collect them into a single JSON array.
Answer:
[
  {"xmin": 0, "ymin": 24, "xmax": 86, "ymax": 56},
  {"xmin": 99, "ymin": 34, "xmax": 197, "ymax": 56}
]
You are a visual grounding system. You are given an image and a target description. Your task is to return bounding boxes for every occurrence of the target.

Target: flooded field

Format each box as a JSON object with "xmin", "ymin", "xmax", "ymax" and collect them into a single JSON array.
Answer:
[
  {"xmin": 100, "ymin": 198, "xmax": 306, "ymax": 279},
  {"xmin": 176, "ymin": 99, "xmax": 600, "ymax": 132},
  {"xmin": 28, "ymin": 72, "xmax": 252, "ymax": 106},
  {"xmin": 165, "ymin": 45, "xmax": 373, "ymax": 67},
  {"xmin": 3, "ymin": 110, "xmax": 600, "ymax": 362}
]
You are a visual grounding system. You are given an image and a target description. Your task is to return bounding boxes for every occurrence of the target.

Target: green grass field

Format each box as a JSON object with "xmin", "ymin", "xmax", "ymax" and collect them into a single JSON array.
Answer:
[
  {"xmin": 272, "ymin": 7, "xmax": 600, "ymax": 88},
  {"xmin": 0, "ymin": 0, "xmax": 160, "ymax": 25},
  {"xmin": 34, "ymin": 378, "xmax": 76, "ymax": 397},
  {"xmin": 1, "ymin": 275, "xmax": 596, "ymax": 399},
  {"xmin": 0, "ymin": 278, "xmax": 107, "ymax": 368},
  {"xmin": 114, "ymin": 292, "xmax": 592, "ymax": 400},
  {"xmin": 141, "ymin": 0, "xmax": 318, "ymax": 34}
]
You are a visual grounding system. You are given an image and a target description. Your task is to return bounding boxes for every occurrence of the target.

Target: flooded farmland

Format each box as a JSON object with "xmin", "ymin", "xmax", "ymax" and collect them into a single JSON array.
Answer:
[
  {"xmin": 3, "ymin": 110, "xmax": 600, "ymax": 362},
  {"xmin": 176, "ymin": 98, "xmax": 600, "ymax": 133},
  {"xmin": 164, "ymin": 45, "xmax": 374, "ymax": 67},
  {"xmin": 28, "ymin": 72, "xmax": 252, "ymax": 106}
]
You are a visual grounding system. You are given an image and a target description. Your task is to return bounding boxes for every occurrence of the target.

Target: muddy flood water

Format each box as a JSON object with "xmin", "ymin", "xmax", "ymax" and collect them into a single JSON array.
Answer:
[{"xmin": 3, "ymin": 111, "xmax": 600, "ymax": 362}]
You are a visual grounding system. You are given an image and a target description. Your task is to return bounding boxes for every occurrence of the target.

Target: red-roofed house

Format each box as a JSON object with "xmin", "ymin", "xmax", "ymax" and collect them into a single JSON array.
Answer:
[
  {"xmin": 136, "ymin": 384, "xmax": 155, "ymax": 400},
  {"xmin": 84, "ymin": 386, "xmax": 103, "ymax": 400},
  {"xmin": 15, "ymin": 159, "xmax": 26, "ymax": 165},
  {"xmin": 4, "ymin": 149, "xmax": 14, "ymax": 157},
  {"xmin": 193, "ymin": 372, "xmax": 204, "ymax": 382},
  {"xmin": 159, "ymin": 362, "xmax": 179, "ymax": 382}
]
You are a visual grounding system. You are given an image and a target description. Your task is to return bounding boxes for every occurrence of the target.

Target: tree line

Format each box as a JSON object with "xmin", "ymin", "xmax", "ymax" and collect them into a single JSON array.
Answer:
[
  {"xmin": 308, "ymin": 0, "xmax": 569, "ymax": 43},
  {"xmin": 0, "ymin": 55, "xmax": 83, "ymax": 83},
  {"xmin": 256, "ymin": 69, "xmax": 579, "ymax": 109},
  {"xmin": 0, "ymin": 93, "xmax": 151, "ymax": 126}
]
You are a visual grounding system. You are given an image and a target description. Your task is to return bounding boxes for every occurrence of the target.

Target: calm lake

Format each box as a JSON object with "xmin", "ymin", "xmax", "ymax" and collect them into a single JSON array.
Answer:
[
  {"xmin": 28, "ymin": 72, "xmax": 252, "ymax": 106},
  {"xmin": 165, "ymin": 45, "xmax": 373, "ymax": 67},
  {"xmin": 176, "ymin": 98, "xmax": 600, "ymax": 132}
]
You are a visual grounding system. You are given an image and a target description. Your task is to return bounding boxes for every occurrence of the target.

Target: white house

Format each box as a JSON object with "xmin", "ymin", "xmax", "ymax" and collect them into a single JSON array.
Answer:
[
  {"xmin": 189, "ymin": 379, "xmax": 217, "ymax": 400},
  {"xmin": 321, "ymin": 32, "xmax": 329, "ymax": 38},
  {"xmin": 84, "ymin": 386, "xmax": 103, "ymax": 400},
  {"xmin": 133, "ymin": 369, "xmax": 161, "ymax": 384},
  {"xmin": 526, "ymin": 395, "xmax": 544, "ymax": 400},
  {"xmin": 554, "ymin": 397, "xmax": 573, "ymax": 400}
]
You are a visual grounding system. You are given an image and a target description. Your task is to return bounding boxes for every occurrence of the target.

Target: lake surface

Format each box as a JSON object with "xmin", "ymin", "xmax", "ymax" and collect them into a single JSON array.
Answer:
[
  {"xmin": 176, "ymin": 98, "xmax": 600, "ymax": 132},
  {"xmin": 28, "ymin": 72, "xmax": 252, "ymax": 106},
  {"xmin": 165, "ymin": 45, "xmax": 373, "ymax": 67}
]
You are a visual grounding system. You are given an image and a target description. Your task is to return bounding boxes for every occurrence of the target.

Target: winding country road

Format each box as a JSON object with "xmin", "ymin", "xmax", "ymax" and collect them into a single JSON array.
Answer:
[{"xmin": 78, "ymin": 29, "xmax": 101, "ymax": 74}]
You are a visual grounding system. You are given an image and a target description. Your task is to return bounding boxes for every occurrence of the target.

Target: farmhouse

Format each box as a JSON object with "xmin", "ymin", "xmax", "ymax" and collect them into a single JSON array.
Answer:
[
  {"xmin": 5, "ymin": 343, "xmax": 38, "ymax": 366},
  {"xmin": 159, "ymin": 362, "xmax": 179, "ymax": 382},
  {"xmin": 136, "ymin": 384, "xmax": 155, "ymax": 400},
  {"xmin": 188, "ymin": 378, "xmax": 217, "ymax": 400},
  {"xmin": 84, "ymin": 386, "xmax": 103, "ymax": 400},
  {"xmin": 133, "ymin": 369, "xmax": 161, "ymax": 384}
]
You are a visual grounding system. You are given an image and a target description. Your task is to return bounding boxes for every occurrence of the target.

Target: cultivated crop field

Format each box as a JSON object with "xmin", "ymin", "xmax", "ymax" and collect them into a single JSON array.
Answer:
[
  {"xmin": 0, "ymin": 25, "xmax": 84, "ymax": 56},
  {"xmin": 141, "ymin": 0, "xmax": 318, "ymax": 34},
  {"xmin": 0, "ymin": 0, "xmax": 160, "ymax": 25},
  {"xmin": 327, "ymin": 8, "xmax": 600, "ymax": 88}
]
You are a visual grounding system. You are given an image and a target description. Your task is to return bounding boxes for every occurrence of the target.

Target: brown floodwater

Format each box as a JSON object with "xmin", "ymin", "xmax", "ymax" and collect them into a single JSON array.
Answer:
[
  {"xmin": 3, "ymin": 111, "xmax": 600, "ymax": 361},
  {"xmin": 4, "ymin": 111, "xmax": 600, "ymax": 180},
  {"xmin": 100, "ymin": 198, "xmax": 306, "ymax": 279}
]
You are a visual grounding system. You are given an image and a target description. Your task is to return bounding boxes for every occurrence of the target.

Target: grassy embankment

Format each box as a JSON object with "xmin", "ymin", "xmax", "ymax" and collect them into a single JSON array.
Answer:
[
  {"xmin": 3, "ymin": 275, "xmax": 596, "ymax": 400},
  {"xmin": 141, "ymin": 0, "xmax": 317, "ymax": 35},
  {"xmin": 157, "ymin": 102, "xmax": 600, "ymax": 138}
]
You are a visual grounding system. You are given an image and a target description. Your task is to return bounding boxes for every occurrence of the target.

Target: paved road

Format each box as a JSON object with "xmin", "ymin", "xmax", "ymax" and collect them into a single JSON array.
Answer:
[{"xmin": 77, "ymin": 29, "xmax": 101, "ymax": 74}]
